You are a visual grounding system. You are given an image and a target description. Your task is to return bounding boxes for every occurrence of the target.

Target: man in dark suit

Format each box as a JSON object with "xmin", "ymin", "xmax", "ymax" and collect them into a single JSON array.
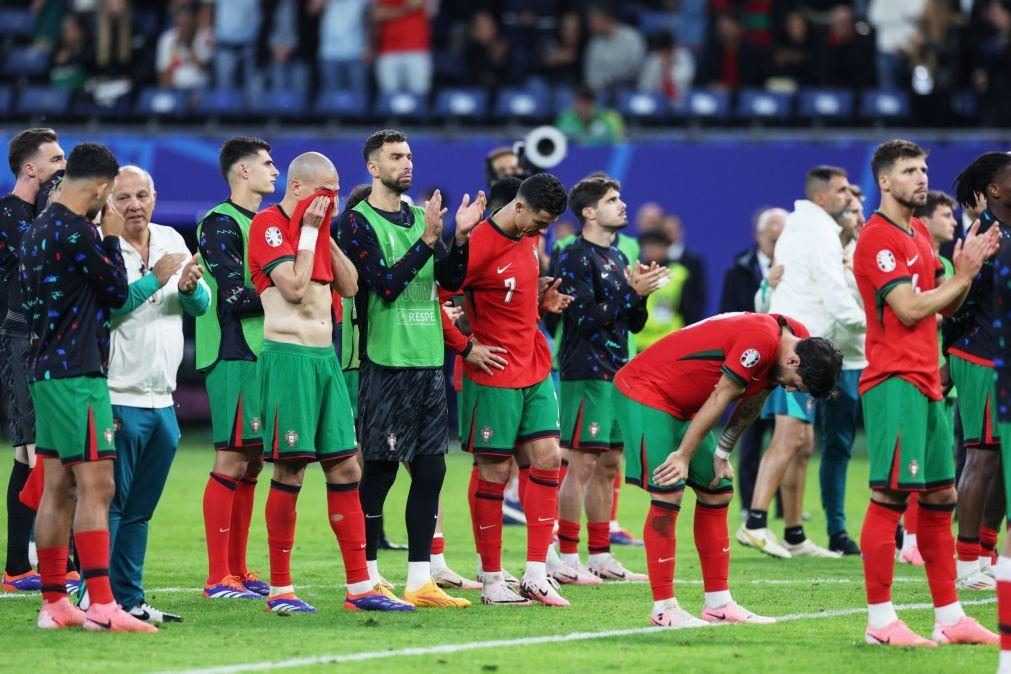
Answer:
[{"xmin": 664, "ymin": 214, "xmax": 708, "ymax": 326}]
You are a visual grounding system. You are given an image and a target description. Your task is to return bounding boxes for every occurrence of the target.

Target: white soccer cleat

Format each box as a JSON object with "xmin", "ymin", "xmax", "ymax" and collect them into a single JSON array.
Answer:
[
  {"xmin": 481, "ymin": 573, "xmax": 531, "ymax": 606},
  {"xmin": 478, "ymin": 567, "xmax": 519, "ymax": 587},
  {"xmin": 588, "ymin": 553, "xmax": 648, "ymax": 582},
  {"xmin": 955, "ymin": 570, "xmax": 997, "ymax": 591},
  {"xmin": 548, "ymin": 559, "xmax": 603, "ymax": 585},
  {"xmin": 518, "ymin": 575, "xmax": 570, "ymax": 607},
  {"xmin": 701, "ymin": 601, "xmax": 776, "ymax": 624},
  {"xmin": 651, "ymin": 606, "xmax": 708, "ymax": 628},
  {"xmin": 735, "ymin": 524, "xmax": 792, "ymax": 559},
  {"xmin": 433, "ymin": 565, "xmax": 482, "ymax": 591},
  {"xmin": 783, "ymin": 538, "xmax": 842, "ymax": 559}
]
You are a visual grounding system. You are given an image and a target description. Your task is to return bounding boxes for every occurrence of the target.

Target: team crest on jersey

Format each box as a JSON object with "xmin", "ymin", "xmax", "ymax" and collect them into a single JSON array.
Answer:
[
  {"xmin": 589, "ymin": 422, "xmax": 600, "ymax": 438},
  {"xmin": 251, "ymin": 417, "xmax": 261, "ymax": 433},
  {"xmin": 285, "ymin": 430, "xmax": 298, "ymax": 447},
  {"xmin": 909, "ymin": 460, "xmax": 919, "ymax": 477},
  {"xmin": 387, "ymin": 434, "xmax": 397, "ymax": 452},
  {"xmin": 740, "ymin": 349, "xmax": 761, "ymax": 368},
  {"xmin": 104, "ymin": 427, "xmax": 114, "ymax": 444},
  {"xmin": 876, "ymin": 249, "xmax": 896, "ymax": 272},
  {"xmin": 265, "ymin": 226, "xmax": 283, "ymax": 248},
  {"xmin": 481, "ymin": 426, "xmax": 494, "ymax": 442}
]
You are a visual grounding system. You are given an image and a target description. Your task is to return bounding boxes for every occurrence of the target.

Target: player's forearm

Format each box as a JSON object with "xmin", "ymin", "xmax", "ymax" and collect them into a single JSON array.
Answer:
[
  {"xmin": 717, "ymin": 391, "xmax": 770, "ymax": 456},
  {"xmin": 939, "ymin": 281, "xmax": 972, "ymax": 319},
  {"xmin": 893, "ymin": 275, "xmax": 971, "ymax": 325},
  {"xmin": 90, "ymin": 237, "xmax": 129, "ymax": 309},
  {"xmin": 676, "ymin": 397, "xmax": 727, "ymax": 462},
  {"xmin": 111, "ymin": 273, "xmax": 161, "ymax": 319}
]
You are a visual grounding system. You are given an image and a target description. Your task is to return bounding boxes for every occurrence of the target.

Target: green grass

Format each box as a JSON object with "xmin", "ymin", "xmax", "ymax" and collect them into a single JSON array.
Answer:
[{"xmin": 0, "ymin": 432, "xmax": 999, "ymax": 674}]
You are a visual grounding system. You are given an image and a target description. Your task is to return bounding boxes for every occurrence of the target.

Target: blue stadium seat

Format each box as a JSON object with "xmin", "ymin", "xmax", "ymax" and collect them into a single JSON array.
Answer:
[
  {"xmin": 680, "ymin": 90, "xmax": 731, "ymax": 122},
  {"xmin": 0, "ymin": 86, "xmax": 12, "ymax": 117},
  {"xmin": 136, "ymin": 88, "xmax": 187, "ymax": 117},
  {"xmin": 0, "ymin": 8, "xmax": 36, "ymax": 38},
  {"xmin": 615, "ymin": 90, "xmax": 671, "ymax": 122},
  {"xmin": 16, "ymin": 86, "xmax": 70, "ymax": 117},
  {"xmin": 193, "ymin": 88, "xmax": 244, "ymax": 119},
  {"xmin": 736, "ymin": 89, "xmax": 794, "ymax": 122},
  {"xmin": 494, "ymin": 87, "xmax": 550, "ymax": 121},
  {"xmin": 3, "ymin": 48, "xmax": 51, "ymax": 78},
  {"xmin": 315, "ymin": 90, "xmax": 368, "ymax": 120},
  {"xmin": 434, "ymin": 88, "xmax": 489, "ymax": 122},
  {"xmin": 249, "ymin": 90, "xmax": 308, "ymax": 119},
  {"xmin": 376, "ymin": 92, "xmax": 428, "ymax": 121},
  {"xmin": 951, "ymin": 89, "xmax": 978, "ymax": 120},
  {"xmin": 860, "ymin": 90, "xmax": 910, "ymax": 121},
  {"xmin": 797, "ymin": 89, "xmax": 854, "ymax": 120}
]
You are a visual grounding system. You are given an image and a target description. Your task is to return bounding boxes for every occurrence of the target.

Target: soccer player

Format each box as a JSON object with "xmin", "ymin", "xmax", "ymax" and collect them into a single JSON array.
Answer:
[
  {"xmin": 853, "ymin": 139, "xmax": 998, "ymax": 646},
  {"xmin": 943, "ymin": 156, "xmax": 1011, "ymax": 592},
  {"xmin": 552, "ymin": 176, "xmax": 668, "ymax": 582},
  {"xmin": 337, "ymin": 130, "xmax": 479, "ymax": 608},
  {"xmin": 447, "ymin": 173, "xmax": 573, "ymax": 606},
  {"xmin": 616, "ymin": 311, "xmax": 840, "ymax": 627},
  {"xmin": 21, "ymin": 142, "xmax": 153, "ymax": 632},
  {"xmin": 247, "ymin": 151, "xmax": 412, "ymax": 614},
  {"xmin": 0, "ymin": 128, "xmax": 64, "ymax": 592},
  {"xmin": 196, "ymin": 137, "xmax": 277, "ymax": 600}
]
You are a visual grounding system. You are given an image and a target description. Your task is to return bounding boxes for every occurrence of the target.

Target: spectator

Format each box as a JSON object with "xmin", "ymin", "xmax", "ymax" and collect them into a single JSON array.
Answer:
[
  {"xmin": 635, "ymin": 201, "xmax": 664, "ymax": 232},
  {"xmin": 374, "ymin": 0, "xmax": 433, "ymax": 96},
  {"xmin": 698, "ymin": 11, "xmax": 768, "ymax": 89},
  {"xmin": 156, "ymin": 3, "xmax": 212, "ymax": 90},
  {"xmin": 212, "ymin": 0, "xmax": 262, "ymax": 95},
  {"xmin": 50, "ymin": 13, "xmax": 91, "ymax": 91},
  {"xmin": 94, "ymin": 0, "xmax": 132, "ymax": 81},
  {"xmin": 315, "ymin": 0, "xmax": 370, "ymax": 99},
  {"xmin": 540, "ymin": 11, "xmax": 583, "ymax": 86},
  {"xmin": 719, "ymin": 206, "xmax": 786, "ymax": 315},
  {"xmin": 818, "ymin": 4, "xmax": 875, "ymax": 88},
  {"xmin": 637, "ymin": 30, "xmax": 695, "ymax": 100},
  {"xmin": 583, "ymin": 1, "xmax": 647, "ymax": 92},
  {"xmin": 261, "ymin": 0, "xmax": 309, "ymax": 94},
  {"xmin": 768, "ymin": 10, "xmax": 817, "ymax": 89},
  {"xmin": 555, "ymin": 85, "xmax": 626, "ymax": 145},
  {"xmin": 634, "ymin": 230, "xmax": 692, "ymax": 351},
  {"xmin": 662, "ymin": 213, "xmax": 706, "ymax": 325},
  {"xmin": 970, "ymin": 0, "xmax": 1011, "ymax": 127},
  {"xmin": 868, "ymin": 0, "xmax": 927, "ymax": 89},
  {"xmin": 464, "ymin": 11, "xmax": 511, "ymax": 90}
]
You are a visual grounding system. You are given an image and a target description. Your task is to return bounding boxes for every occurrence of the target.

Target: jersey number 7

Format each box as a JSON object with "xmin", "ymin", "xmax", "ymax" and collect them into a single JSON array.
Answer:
[{"xmin": 504, "ymin": 277, "xmax": 516, "ymax": 303}]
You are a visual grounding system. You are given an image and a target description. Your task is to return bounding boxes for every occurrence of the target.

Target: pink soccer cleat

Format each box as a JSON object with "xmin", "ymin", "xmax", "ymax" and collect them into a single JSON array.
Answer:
[
  {"xmin": 38, "ymin": 597, "xmax": 86, "ymax": 629},
  {"xmin": 83, "ymin": 601, "xmax": 158, "ymax": 633},
  {"xmin": 701, "ymin": 601, "xmax": 776, "ymax": 624},
  {"xmin": 865, "ymin": 619, "xmax": 936, "ymax": 646},
  {"xmin": 931, "ymin": 616, "xmax": 999, "ymax": 645},
  {"xmin": 898, "ymin": 546, "xmax": 925, "ymax": 565},
  {"xmin": 651, "ymin": 606, "xmax": 708, "ymax": 628},
  {"xmin": 519, "ymin": 575, "xmax": 570, "ymax": 607}
]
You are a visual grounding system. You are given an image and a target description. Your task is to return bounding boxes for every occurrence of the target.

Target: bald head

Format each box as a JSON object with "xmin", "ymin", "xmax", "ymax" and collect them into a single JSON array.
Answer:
[{"xmin": 117, "ymin": 165, "xmax": 154, "ymax": 191}]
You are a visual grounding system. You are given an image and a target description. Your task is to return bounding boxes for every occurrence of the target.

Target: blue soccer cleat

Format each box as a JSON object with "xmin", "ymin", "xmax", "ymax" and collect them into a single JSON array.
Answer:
[
  {"xmin": 2, "ymin": 570, "xmax": 42, "ymax": 592},
  {"xmin": 65, "ymin": 571, "xmax": 81, "ymax": 594},
  {"xmin": 609, "ymin": 526, "xmax": 643, "ymax": 547},
  {"xmin": 203, "ymin": 575, "xmax": 262, "ymax": 600},
  {"xmin": 266, "ymin": 593, "xmax": 316, "ymax": 615},
  {"xmin": 240, "ymin": 572, "xmax": 269, "ymax": 596},
  {"xmin": 344, "ymin": 587, "xmax": 415, "ymax": 611}
]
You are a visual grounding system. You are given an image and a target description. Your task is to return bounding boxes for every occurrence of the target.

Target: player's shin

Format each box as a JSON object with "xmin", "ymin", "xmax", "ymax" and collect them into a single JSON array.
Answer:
[
  {"xmin": 644, "ymin": 500, "xmax": 679, "ymax": 608},
  {"xmin": 917, "ymin": 501, "xmax": 963, "ymax": 623},
  {"xmin": 695, "ymin": 501, "xmax": 732, "ymax": 608},
  {"xmin": 228, "ymin": 477, "xmax": 257, "ymax": 577},
  {"xmin": 265, "ymin": 480, "xmax": 300, "ymax": 595},
  {"xmin": 475, "ymin": 480, "xmax": 506, "ymax": 574},
  {"xmin": 860, "ymin": 500, "xmax": 904, "ymax": 628},
  {"xmin": 326, "ymin": 481, "xmax": 372, "ymax": 593},
  {"xmin": 203, "ymin": 472, "xmax": 237, "ymax": 584},
  {"xmin": 525, "ymin": 467, "xmax": 560, "ymax": 577}
]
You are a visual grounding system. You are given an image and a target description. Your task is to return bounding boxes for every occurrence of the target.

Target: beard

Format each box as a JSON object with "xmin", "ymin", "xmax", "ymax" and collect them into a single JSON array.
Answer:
[
  {"xmin": 604, "ymin": 219, "xmax": 630, "ymax": 232},
  {"xmin": 894, "ymin": 191, "xmax": 926, "ymax": 210},
  {"xmin": 380, "ymin": 173, "xmax": 411, "ymax": 195}
]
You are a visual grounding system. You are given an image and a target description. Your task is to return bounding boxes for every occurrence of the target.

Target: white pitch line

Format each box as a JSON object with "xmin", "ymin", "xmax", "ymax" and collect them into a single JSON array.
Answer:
[{"xmin": 162, "ymin": 597, "xmax": 997, "ymax": 674}]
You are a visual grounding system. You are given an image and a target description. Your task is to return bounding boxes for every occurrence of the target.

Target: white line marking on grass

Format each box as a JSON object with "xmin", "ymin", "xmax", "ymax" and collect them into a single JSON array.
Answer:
[{"xmin": 161, "ymin": 597, "xmax": 997, "ymax": 674}]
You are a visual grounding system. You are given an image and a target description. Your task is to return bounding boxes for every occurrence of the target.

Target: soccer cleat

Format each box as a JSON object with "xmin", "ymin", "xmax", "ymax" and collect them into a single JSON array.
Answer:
[
  {"xmin": 865, "ymin": 619, "xmax": 936, "ymax": 647},
  {"xmin": 38, "ymin": 597, "xmax": 86, "ymax": 629},
  {"xmin": 588, "ymin": 554, "xmax": 648, "ymax": 582},
  {"xmin": 481, "ymin": 573, "xmax": 532, "ymax": 606},
  {"xmin": 128, "ymin": 602, "xmax": 183, "ymax": 623},
  {"xmin": 65, "ymin": 571, "xmax": 81, "ymax": 594},
  {"xmin": 651, "ymin": 606, "xmax": 708, "ymax": 628},
  {"xmin": 266, "ymin": 593, "xmax": 316, "ymax": 614},
  {"xmin": 609, "ymin": 526, "xmax": 644, "ymax": 546},
  {"xmin": 3, "ymin": 570, "xmax": 42, "ymax": 592},
  {"xmin": 549, "ymin": 560, "xmax": 603, "ymax": 585},
  {"xmin": 477, "ymin": 568, "xmax": 520, "ymax": 587},
  {"xmin": 203, "ymin": 575, "xmax": 263, "ymax": 600},
  {"xmin": 735, "ymin": 524, "xmax": 792, "ymax": 559},
  {"xmin": 519, "ymin": 575, "xmax": 570, "ymax": 607},
  {"xmin": 828, "ymin": 532, "xmax": 861, "ymax": 556},
  {"xmin": 240, "ymin": 571, "xmax": 269, "ymax": 596},
  {"xmin": 344, "ymin": 587, "xmax": 415, "ymax": 611},
  {"xmin": 432, "ymin": 566, "xmax": 482, "ymax": 591},
  {"xmin": 404, "ymin": 580, "xmax": 471, "ymax": 608},
  {"xmin": 378, "ymin": 534, "xmax": 408, "ymax": 551},
  {"xmin": 931, "ymin": 616, "xmax": 999, "ymax": 645},
  {"xmin": 955, "ymin": 570, "xmax": 997, "ymax": 591},
  {"xmin": 701, "ymin": 601, "xmax": 776, "ymax": 624},
  {"xmin": 783, "ymin": 538, "xmax": 842, "ymax": 559},
  {"xmin": 376, "ymin": 583, "xmax": 413, "ymax": 605},
  {"xmin": 981, "ymin": 559, "xmax": 996, "ymax": 580},
  {"xmin": 897, "ymin": 545, "xmax": 925, "ymax": 565},
  {"xmin": 83, "ymin": 601, "xmax": 158, "ymax": 633}
]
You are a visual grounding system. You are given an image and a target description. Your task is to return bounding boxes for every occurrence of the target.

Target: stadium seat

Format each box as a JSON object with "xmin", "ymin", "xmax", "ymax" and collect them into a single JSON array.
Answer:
[
  {"xmin": 493, "ymin": 87, "xmax": 550, "ymax": 121},
  {"xmin": 315, "ymin": 90, "xmax": 368, "ymax": 120},
  {"xmin": 860, "ymin": 89, "xmax": 910, "ymax": 122},
  {"xmin": 16, "ymin": 86, "xmax": 70, "ymax": 117},
  {"xmin": 3, "ymin": 47, "xmax": 51, "ymax": 79},
  {"xmin": 0, "ymin": 8, "xmax": 35, "ymax": 38},
  {"xmin": 736, "ymin": 89, "xmax": 794, "ymax": 122},
  {"xmin": 376, "ymin": 92, "xmax": 428, "ymax": 122},
  {"xmin": 0, "ymin": 86, "xmax": 12, "ymax": 117},
  {"xmin": 615, "ymin": 90, "xmax": 671, "ymax": 123},
  {"xmin": 434, "ymin": 88, "xmax": 489, "ymax": 122},
  {"xmin": 796, "ymin": 89, "xmax": 854, "ymax": 121},
  {"xmin": 135, "ymin": 88, "xmax": 187, "ymax": 118},
  {"xmin": 951, "ymin": 89, "xmax": 978, "ymax": 121},
  {"xmin": 192, "ymin": 88, "xmax": 245, "ymax": 119},
  {"xmin": 248, "ymin": 89, "xmax": 308, "ymax": 120},
  {"xmin": 680, "ymin": 90, "xmax": 732, "ymax": 122}
]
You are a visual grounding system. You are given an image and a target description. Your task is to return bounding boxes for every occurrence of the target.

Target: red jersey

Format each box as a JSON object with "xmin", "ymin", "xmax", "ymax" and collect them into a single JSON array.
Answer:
[
  {"xmin": 853, "ymin": 212, "xmax": 943, "ymax": 400},
  {"xmin": 615, "ymin": 313, "xmax": 809, "ymax": 419},
  {"xmin": 248, "ymin": 191, "xmax": 336, "ymax": 295},
  {"xmin": 455, "ymin": 217, "xmax": 552, "ymax": 388},
  {"xmin": 376, "ymin": 0, "xmax": 430, "ymax": 54}
]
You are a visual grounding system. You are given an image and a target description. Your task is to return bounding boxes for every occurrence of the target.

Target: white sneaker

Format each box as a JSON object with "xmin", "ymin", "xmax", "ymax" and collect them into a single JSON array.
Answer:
[
  {"xmin": 518, "ymin": 574, "xmax": 570, "ymax": 607},
  {"xmin": 127, "ymin": 602, "xmax": 183, "ymax": 623},
  {"xmin": 432, "ymin": 565, "xmax": 482, "ymax": 590},
  {"xmin": 783, "ymin": 538, "xmax": 842, "ymax": 559},
  {"xmin": 980, "ymin": 557, "xmax": 996, "ymax": 579},
  {"xmin": 588, "ymin": 553, "xmax": 648, "ymax": 581},
  {"xmin": 956, "ymin": 570, "xmax": 997, "ymax": 591},
  {"xmin": 735, "ymin": 524, "xmax": 792, "ymax": 559},
  {"xmin": 481, "ymin": 573, "xmax": 531, "ymax": 605},
  {"xmin": 549, "ymin": 559, "xmax": 603, "ymax": 585},
  {"xmin": 651, "ymin": 606, "xmax": 708, "ymax": 628}
]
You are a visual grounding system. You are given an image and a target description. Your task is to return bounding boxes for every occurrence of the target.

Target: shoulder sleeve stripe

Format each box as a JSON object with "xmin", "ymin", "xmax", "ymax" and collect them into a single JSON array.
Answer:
[
  {"xmin": 262, "ymin": 256, "xmax": 296, "ymax": 276},
  {"xmin": 720, "ymin": 364, "xmax": 747, "ymax": 388}
]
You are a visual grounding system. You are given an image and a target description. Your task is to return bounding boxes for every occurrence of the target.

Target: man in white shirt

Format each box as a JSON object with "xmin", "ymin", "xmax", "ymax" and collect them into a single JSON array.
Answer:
[
  {"xmin": 104, "ymin": 166, "xmax": 210, "ymax": 623},
  {"xmin": 738, "ymin": 166, "xmax": 864, "ymax": 559}
]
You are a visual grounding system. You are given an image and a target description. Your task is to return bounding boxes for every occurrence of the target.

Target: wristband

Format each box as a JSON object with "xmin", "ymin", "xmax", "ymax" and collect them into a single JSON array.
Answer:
[
  {"xmin": 714, "ymin": 448, "xmax": 731, "ymax": 461},
  {"xmin": 461, "ymin": 341, "xmax": 474, "ymax": 359},
  {"xmin": 298, "ymin": 227, "xmax": 319, "ymax": 252}
]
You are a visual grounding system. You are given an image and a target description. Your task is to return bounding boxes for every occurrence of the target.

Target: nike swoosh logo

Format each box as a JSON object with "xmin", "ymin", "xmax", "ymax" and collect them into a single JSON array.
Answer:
[
  {"xmin": 537, "ymin": 517, "xmax": 554, "ymax": 522},
  {"xmin": 479, "ymin": 524, "xmax": 496, "ymax": 530},
  {"xmin": 868, "ymin": 633, "xmax": 890, "ymax": 645},
  {"xmin": 282, "ymin": 548, "xmax": 292, "ymax": 553},
  {"xmin": 442, "ymin": 578, "xmax": 464, "ymax": 588},
  {"xmin": 722, "ymin": 546, "xmax": 731, "ymax": 552},
  {"xmin": 658, "ymin": 557, "xmax": 675, "ymax": 563},
  {"xmin": 710, "ymin": 612, "xmax": 726, "ymax": 620},
  {"xmin": 365, "ymin": 514, "xmax": 383, "ymax": 519},
  {"xmin": 497, "ymin": 264, "xmax": 512, "ymax": 274},
  {"xmin": 742, "ymin": 531, "xmax": 767, "ymax": 548},
  {"xmin": 219, "ymin": 528, "xmax": 230, "ymax": 533},
  {"xmin": 906, "ymin": 255, "xmax": 919, "ymax": 266},
  {"xmin": 88, "ymin": 618, "xmax": 112, "ymax": 629}
]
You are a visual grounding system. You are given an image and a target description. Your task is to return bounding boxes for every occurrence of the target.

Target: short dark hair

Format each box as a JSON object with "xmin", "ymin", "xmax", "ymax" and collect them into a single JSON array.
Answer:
[
  {"xmin": 517, "ymin": 173, "xmax": 568, "ymax": 217},
  {"xmin": 65, "ymin": 143, "xmax": 119, "ymax": 181},
  {"xmin": 795, "ymin": 337, "xmax": 843, "ymax": 400},
  {"xmin": 568, "ymin": 176, "xmax": 620, "ymax": 225},
  {"xmin": 489, "ymin": 175, "xmax": 521, "ymax": 210},
  {"xmin": 486, "ymin": 146, "xmax": 515, "ymax": 163},
  {"xmin": 804, "ymin": 165, "xmax": 847, "ymax": 199},
  {"xmin": 871, "ymin": 139, "xmax": 928, "ymax": 181},
  {"xmin": 363, "ymin": 129, "xmax": 407, "ymax": 162},
  {"xmin": 219, "ymin": 136, "xmax": 270, "ymax": 180},
  {"xmin": 953, "ymin": 151, "xmax": 1011, "ymax": 210},
  {"xmin": 914, "ymin": 190, "xmax": 956, "ymax": 219},
  {"xmin": 343, "ymin": 183, "xmax": 372, "ymax": 212},
  {"xmin": 8, "ymin": 127, "xmax": 58, "ymax": 178},
  {"xmin": 638, "ymin": 230, "xmax": 671, "ymax": 247}
]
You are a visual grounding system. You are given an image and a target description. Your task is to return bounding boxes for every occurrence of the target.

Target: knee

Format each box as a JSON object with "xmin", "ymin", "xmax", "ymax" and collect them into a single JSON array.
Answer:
[
  {"xmin": 244, "ymin": 454, "xmax": 264, "ymax": 479},
  {"xmin": 330, "ymin": 457, "xmax": 363, "ymax": 485},
  {"xmin": 214, "ymin": 451, "xmax": 249, "ymax": 479},
  {"xmin": 921, "ymin": 487, "xmax": 957, "ymax": 507},
  {"xmin": 697, "ymin": 491, "xmax": 733, "ymax": 508},
  {"xmin": 529, "ymin": 445, "xmax": 561, "ymax": 471},
  {"xmin": 595, "ymin": 453, "xmax": 620, "ymax": 480},
  {"xmin": 872, "ymin": 489, "xmax": 910, "ymax": 507},
  {"xmin": 478, "ymin": 458, "xmax": 512, "ymax": 484}
]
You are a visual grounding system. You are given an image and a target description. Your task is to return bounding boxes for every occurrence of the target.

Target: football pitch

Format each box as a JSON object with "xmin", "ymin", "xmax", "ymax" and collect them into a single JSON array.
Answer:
[{"xmin": 0, "ymin": 434, "xmax": 997, "ymax": 674}]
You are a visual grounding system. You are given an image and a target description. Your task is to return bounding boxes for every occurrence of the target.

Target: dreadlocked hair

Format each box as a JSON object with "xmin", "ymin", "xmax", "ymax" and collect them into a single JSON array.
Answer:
[{"xmin": 953, "ymin": 152, "xmax": 1011, "ymax": 209}]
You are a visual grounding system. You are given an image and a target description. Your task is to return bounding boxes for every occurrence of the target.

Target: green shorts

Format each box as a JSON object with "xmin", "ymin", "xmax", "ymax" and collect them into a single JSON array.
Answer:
[
  {"xmin": 862, "ymin": 377, "xmax": 955, "ymax": 492},
  {"xmin": 617, "ymin": 389, "xmax": 732, "ymax": 495},
  {"xmin": 949, "ymin": 354, "xmax": 1000, "ymax": 450},
  {"xmin": 342, "ymin": 368, "xmax": 359, "ymax": 421},
  {"xmin": 461, "ymin": 376, "xmax": 560, "ymax": 455},
  {"xmin": 32, "ymin": 376, "xmax": 116, "ymax": 465},
  {"xmin": 260, "ymin": 340, "xmax": 357, "ymax": 463},
  {"xmin": 206, "ymin": 359, "xmax": 262, "ymax": 452},
  {"xmin": 1000, "ymin": 422, "xmax": 1011, "ymax": 524},
  {"xmin": 559, "ymin": 379, "xmax": 623, "ymax": 451}
]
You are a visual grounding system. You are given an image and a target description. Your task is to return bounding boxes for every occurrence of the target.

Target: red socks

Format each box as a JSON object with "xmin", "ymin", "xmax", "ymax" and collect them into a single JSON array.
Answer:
[
  {"xmin": 229, "ymin": 477, "xmax": 257, "ymax": 577},
  {"xmin": 982, "ymin": 525, "xmax": 999, "ymax": 562},
  {"xmin": 694, "ymin": 502, "xmax": 730, "ymax": 593},
  {"xmin": 525, "ymin": 468, "xmax": 559, "ymax": 562},
  {"xmin": 75, "ymin": 529, "xmax": 113, "ymax": 605},
  {"xmin": 860, "ymin": 500, "xmax": 904, "ymax": 604},
  {"xmin": 326, "ymin": 482, "xmax": 370, "ymax": 586},
  {"xmin": 996, "ymin": 557, "xmax": 1011, "ymax": 651},
  {"xmin": 558, "ymin": 519, "xmax": 580, "ymax": 555},
  {"xmin": 468, "ymin": 464, "xmax": 479, "ymax": 554},
  {"xmin": 587, "ymin": 521, "xmax": 610, "ymax": 555},
  {"xmin": 203, "ymin": 472, "xmax": 236, "ymax": 584},
  {"xmin": 904, "ymin": 493, "xmax": 918, "ymax": 534},
  {"xmin": 431, "ymin": 533, "xmax": 445, "ymax": 556},
  {"xmin": 644, "ymin": 500, "xmax": 679, "ymax": 602},
  {"xmin": 38, "ymin": 546, "xmax": 68, "ymax": 603},
  {"xmin": 517, "ymin": 466, "xmax": 530, "ymax": 506},
  {"xmin": 610, "ymin": 470, "xmax": 621, "ymax": 521},
  {"xmin": 475, "ymin": 480, "xmax": 505, "ymax": 573},
  {"xmin": 917, "ymin": 501, "xmax": 959, "ymax": 608},
  {"xmin": 265, "ymin": 480, "xmax": 299, "ymax": 588},
  {"xmin": 956, "ymin": 535, "xmax": 980, "ymax": 563}
]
